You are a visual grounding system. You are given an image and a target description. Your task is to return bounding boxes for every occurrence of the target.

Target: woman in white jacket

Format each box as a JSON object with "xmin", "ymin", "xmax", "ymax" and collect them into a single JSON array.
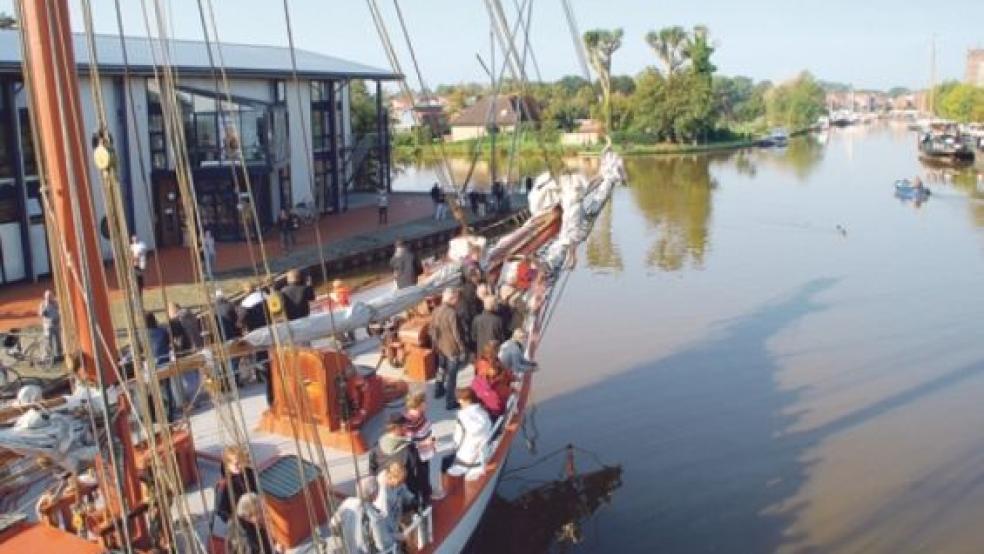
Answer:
[{"xmin": 444, "ymin": 388, "xmax": 493, "ymax": 481}]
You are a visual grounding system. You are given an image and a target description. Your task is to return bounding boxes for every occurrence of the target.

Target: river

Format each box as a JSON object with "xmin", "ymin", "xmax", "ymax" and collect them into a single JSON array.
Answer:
[{"xmin": 396, "ymin": 125, "xmax": 984, "ymax": 553}]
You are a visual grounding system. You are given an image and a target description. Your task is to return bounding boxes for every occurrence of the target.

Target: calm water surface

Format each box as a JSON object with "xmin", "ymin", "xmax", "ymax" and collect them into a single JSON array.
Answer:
[{"xmin": 399, "ymin": 126, "xmax": 984, "ymax": 553}]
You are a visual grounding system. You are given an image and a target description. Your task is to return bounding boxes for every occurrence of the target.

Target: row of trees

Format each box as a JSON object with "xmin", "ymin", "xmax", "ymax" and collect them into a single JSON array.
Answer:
[
  {"xmin": 579, "ymin": 25, "xmax": 826, "ymax": 143},
  {"xmin": 932, "ymin": 82, "xmax": 984, "ymax": 123},
  {"xmin": 428, "ymin": 25, "xmax": 828, "ymax": 146}
]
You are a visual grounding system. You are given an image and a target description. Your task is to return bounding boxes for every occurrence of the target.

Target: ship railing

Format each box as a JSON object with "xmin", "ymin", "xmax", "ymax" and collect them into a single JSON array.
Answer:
[
  {"xmin": 479, "ymin": 393, "xmax": 519, "ymax": 473},
  {"xmin": 403, "ymin": 505, "xmax": 434, "ymax": 549}
]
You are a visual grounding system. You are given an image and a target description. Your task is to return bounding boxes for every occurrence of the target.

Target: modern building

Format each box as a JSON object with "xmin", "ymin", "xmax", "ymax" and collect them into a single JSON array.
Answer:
[
  {"xmin": 0, "ymin": 30, "xmax": 398, "ymax": 285},
  {"xmin": 448, "ymin": 94, "xmax": 539, "ymax": 142},
  {"xmin": 966, "ymin": 48, "xmax": 984, "ymax": 86}
]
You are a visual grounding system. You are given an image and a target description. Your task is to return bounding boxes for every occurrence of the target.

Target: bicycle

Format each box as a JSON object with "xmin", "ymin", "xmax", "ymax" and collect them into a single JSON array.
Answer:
[{"xmin": 2, "ymin": 329, "xmax": 55, "ymax": 371}]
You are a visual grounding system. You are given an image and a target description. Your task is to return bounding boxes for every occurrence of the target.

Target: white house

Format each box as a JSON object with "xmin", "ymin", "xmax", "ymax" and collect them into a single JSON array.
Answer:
[{"xmin": 0, "ymin": 30, "xmax": 399, "ymax": 285}]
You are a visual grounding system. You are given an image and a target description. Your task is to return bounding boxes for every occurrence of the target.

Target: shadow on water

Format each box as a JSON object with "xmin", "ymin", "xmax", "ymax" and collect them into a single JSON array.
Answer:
[{"xmin": 476, "ymin": 277, "xmax": 839, "ymax": 552}]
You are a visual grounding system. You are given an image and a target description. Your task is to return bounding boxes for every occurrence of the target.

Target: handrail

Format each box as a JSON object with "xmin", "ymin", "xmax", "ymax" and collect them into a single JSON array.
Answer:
[
  {"xmin": 478, "ymin": 392, "xmax": 519, "ymax": 473},
  {"xmin": 402, "ymin": 505, "xmax": 434, "ymax": 549}
]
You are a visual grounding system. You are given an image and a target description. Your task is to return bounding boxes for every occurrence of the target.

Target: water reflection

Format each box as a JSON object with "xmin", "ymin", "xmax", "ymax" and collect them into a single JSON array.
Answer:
[
  {"xmin": 625, "ymin": 155, "xmax": 718, "ymax": 271},
  {"xmin": 470, "ymin": 463, "xmax": 624, "ymax": 553},
  {"xmin": 585, "ymin": 200, "xmax": 623, "ymax": 272}
]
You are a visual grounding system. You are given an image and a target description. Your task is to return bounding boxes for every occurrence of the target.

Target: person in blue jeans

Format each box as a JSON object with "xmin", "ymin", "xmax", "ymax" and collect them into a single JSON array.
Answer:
[{"xmin": 429, "ymin": 288, "xmax": 467, "ymax": 410}]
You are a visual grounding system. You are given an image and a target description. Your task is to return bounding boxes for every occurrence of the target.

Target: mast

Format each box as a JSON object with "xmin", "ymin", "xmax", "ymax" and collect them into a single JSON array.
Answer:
[
  {"xmin": 929, "ymin": 35, "xmax": 937, "ymax": 116},
  {"xmin": 19, "ymin": 0, "xmax": 144, "ymax": 540}
]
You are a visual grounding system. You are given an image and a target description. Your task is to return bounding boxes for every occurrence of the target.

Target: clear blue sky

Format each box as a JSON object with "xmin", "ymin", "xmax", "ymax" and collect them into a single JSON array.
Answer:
[{"xmin": 3, "ymin": 0, "xmax": 981, "ymax": 90}]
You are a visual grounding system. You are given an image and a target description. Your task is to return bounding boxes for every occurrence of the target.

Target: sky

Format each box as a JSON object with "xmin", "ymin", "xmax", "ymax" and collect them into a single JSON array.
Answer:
[{"xmin": 2, "ymin": 0, "xmax": 981, "ymax": 90}]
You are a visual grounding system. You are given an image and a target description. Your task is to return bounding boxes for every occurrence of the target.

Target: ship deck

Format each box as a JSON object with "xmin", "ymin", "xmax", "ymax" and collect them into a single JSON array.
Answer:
[{"xmin": 179, "ymin": 281, "xmax": 485, "ymax": 552}]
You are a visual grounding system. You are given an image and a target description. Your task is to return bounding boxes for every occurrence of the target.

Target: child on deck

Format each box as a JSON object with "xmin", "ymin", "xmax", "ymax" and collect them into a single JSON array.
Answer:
[{"xmin": 403, "ymin": 391, "xmax": 440, "ymax": 503}]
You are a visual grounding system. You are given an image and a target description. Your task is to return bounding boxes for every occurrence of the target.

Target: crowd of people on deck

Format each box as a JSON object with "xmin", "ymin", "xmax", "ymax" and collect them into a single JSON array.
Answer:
[{"xmin": 38, "ymin": 223, "xmax": 541, "ymax": 552}]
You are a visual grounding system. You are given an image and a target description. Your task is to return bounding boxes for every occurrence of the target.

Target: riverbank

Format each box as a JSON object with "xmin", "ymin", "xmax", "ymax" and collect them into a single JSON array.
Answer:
[{"xmin": 394, "ymin": 127, "xmax": 814, "ymax": 161}]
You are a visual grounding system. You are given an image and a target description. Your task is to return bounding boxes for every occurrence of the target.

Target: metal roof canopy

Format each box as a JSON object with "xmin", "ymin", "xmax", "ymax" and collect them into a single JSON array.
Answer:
[{"xmin": 0, "ymin": 29, "xmax": 402, "ymax": 81}]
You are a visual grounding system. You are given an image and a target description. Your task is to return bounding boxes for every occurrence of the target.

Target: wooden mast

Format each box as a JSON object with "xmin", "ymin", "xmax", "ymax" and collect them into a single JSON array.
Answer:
[{"xmin": 19, "ymin": 0, "xmax": 144, "ymax": 543}]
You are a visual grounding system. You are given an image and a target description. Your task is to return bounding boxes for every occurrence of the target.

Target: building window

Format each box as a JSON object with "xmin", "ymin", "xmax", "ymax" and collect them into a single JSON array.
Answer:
[
  {"xmin": 0, "ymin": 88, "xmax": 11, "ymax": 180},
  {"xmin": 147, "ymin": 82, "xmax": 168, "ymax": 170},
  {"xmin": 310, "ymin": 80, "xmax": 335, "ymax": 212},
  {"xmin": 273, "ymin": 80, "xmax": 286, "ymax": 104}
]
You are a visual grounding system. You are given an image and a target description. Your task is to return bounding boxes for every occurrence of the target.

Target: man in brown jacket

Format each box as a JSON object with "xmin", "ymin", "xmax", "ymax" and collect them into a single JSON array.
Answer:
[{"xmin": 430, "ymin": 287, "xmax": 467, "ymax": 410}]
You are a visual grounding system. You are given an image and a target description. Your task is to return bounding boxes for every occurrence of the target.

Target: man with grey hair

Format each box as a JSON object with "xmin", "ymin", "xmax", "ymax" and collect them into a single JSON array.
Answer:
[
  {"xmin": 330, "ymin": 474, "xmax": 395, "ymax": 553},
  {"xmin": 471, "ymin": 296, "xmax": 504, "ymax": 357},
  {"xmin": 430, "ymin": 287, "xmax": 467, "ymax": 409},
  {"xmin": 499, "ymin": 328, "xmax": 537, "ymax": 373}
]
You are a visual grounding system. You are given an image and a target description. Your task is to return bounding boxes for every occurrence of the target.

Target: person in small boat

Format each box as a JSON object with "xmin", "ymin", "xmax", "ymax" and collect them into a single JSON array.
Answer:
[
  {"xmin": 403, "ymin": 391, "xmax": 437, "ymax": 504},
  {"xmin": 229, "ymin": 492, "xmax": 278, "ymax": 554},
  {"xmin": 331, "ymin": 475, "xmax": 392, "ymax": 554},
  {"xmin": 443, "ymin": 388, "xmax": 493, "ymax": 481},
  {"xmin": 913, "ymin": 176, "xmax": 924, "ymax": 190},
  {"xmin": 279, "ymin": 269, "xmax": 314, "ymax": 321},
  {"xmin": 430, "ymin": 288, "xmax": 467, "ymax": 409},
  {"xmin": 390, "ymin": 239, "xmax": 423, "ymax": 290},
  {"xmin": 214, "ymin": 446, "xmax": 259, "ymax": 529},
  {"xmin": 499, "ymin": 328, "xmax": 537, "ymax": 373},
  {"xmin": 374, "ymin": 462, "xmax": 417, "ymax": 543},
  {"xmin": 472, "ymin": 296, "xmax": 505, "ymax": 359}
]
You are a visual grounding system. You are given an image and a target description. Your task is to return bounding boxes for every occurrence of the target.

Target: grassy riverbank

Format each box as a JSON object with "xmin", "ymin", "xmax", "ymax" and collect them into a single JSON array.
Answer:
[{"xmin": 394, "ymin": 132, "xmax": 815, "ymax": 161}]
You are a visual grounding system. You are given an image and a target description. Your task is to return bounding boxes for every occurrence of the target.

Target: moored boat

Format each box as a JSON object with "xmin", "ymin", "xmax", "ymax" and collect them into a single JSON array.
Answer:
[{"xmin": 918, "ymin": 122, "xmax": 976, "ymax": 167}]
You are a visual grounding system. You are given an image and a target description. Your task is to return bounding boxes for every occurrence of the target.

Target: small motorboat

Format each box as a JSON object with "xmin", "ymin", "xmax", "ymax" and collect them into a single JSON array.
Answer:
[{"xmin": 894, "ymin": 179, "xmax": 931, "ymax": 200}]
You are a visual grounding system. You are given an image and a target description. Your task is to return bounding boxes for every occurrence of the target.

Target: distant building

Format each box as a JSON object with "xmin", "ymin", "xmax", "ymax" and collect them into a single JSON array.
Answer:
[
  {"xmin": 448, "ymin": 94, "xmax": 539, "ymax": 142},
  {"xmin": 391, "ymin": 97, "xmax": 448, "ymax": 136},
  {"xmin": 560, "ymin": 119, "xmax": 603, "ymax": 146},
  {"xmin": 0, "ymin": 30, "xmax": 398, "ymax": 284},
  {"xmin": 966, "ymin": 49, "xmax": 984, "ymax": 86}
]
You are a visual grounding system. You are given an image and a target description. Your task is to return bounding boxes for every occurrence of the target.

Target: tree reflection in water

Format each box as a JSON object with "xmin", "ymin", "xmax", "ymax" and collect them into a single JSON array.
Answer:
[{"xmin": 627, "ymin": 154, "xmax": 718, "ymax": 272}]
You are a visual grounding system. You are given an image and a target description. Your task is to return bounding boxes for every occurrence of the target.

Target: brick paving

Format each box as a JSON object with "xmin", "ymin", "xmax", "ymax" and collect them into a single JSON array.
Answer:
[{"xmin": 0, "ymin": 192, "xmax": 434, "ymax": 331}]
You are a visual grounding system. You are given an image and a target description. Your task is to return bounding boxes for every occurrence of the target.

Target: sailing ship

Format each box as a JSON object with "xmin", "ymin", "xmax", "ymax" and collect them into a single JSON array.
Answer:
[{"xmin": 0, "ymin": 1, "xmax": 626, "ymax": 552}]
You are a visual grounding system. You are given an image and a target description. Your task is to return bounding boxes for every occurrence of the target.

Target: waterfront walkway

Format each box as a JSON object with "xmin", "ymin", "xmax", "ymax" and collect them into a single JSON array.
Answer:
[{"xmin": 0, "ymin": 192, "xmax": 528, "ymax": 332}]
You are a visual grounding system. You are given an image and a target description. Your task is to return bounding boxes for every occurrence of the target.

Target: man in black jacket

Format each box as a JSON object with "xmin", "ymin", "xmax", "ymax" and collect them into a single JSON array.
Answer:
[
  {"xmin": 390, "ymin": 239, "xmax": 423, "ymax": 290},
  {"xmin": 471, "ymin": 296, "xmax": 505, "ymax": 358},
  {"xmin": 279, "ymin": 269, "xmax": 314, "ymax": 321}
]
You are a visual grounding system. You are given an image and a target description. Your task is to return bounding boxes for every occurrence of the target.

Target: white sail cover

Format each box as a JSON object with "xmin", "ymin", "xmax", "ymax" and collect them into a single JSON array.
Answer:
[
  {"xmin": 0, "ymin": 386, "xmax": 106, "ymax": 473},
  {"xmin": 243, "ymin": 261, "xmax": 465, "ymax": 347},
  {"xmin": 236, "ymin": 149, "xmax": 626, "ymax": 349}
]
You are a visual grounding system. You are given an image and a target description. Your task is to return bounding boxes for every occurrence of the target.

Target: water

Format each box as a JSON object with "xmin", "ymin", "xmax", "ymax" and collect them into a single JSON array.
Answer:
[{"xmin": 396, "ymin": 126, "xmax": 984, "ymax": 553}]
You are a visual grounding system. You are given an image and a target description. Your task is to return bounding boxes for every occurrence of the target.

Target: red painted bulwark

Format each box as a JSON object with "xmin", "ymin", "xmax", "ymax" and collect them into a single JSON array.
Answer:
[{"xmin": 0, "ymin": 521, "xmax": 106, "ymax": 554}]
